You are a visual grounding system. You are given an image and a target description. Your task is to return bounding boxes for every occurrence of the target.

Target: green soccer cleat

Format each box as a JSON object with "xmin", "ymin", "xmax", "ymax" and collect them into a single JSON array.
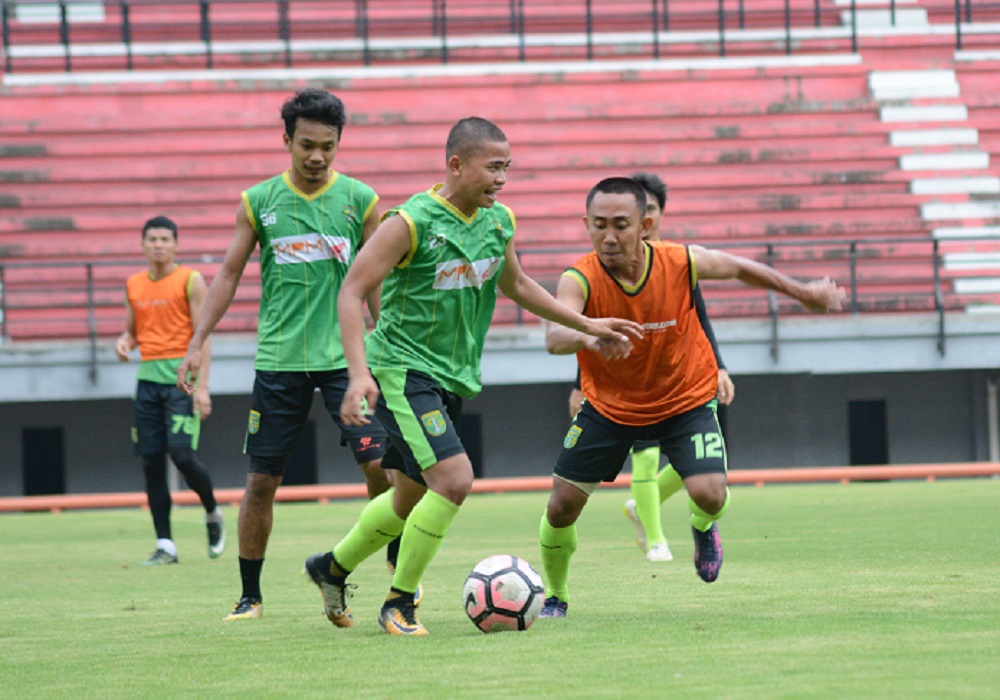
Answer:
[
  {"xmin": 140, "ymin": 549, "xmax": 178, "ymax": 566},
  {"xmin": 224, "ymin": 597, "xmax": 262, "ymax": 621}
]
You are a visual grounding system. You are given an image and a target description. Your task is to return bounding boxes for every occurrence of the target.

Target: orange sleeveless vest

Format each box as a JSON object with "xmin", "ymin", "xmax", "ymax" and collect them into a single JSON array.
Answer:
[
  {"xmin": 126, "ymin": 265, "xmax": 195, "ymax": 361},
  {"xmin": 571, "ymin": 242, "xmax": 717, "ymax": 426}
]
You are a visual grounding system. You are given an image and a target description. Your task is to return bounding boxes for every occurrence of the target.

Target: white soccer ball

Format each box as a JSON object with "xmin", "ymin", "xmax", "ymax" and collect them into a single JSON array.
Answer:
[{"xmin": 462, "ymin": 554, "xmax": 545, "ymax": 633}]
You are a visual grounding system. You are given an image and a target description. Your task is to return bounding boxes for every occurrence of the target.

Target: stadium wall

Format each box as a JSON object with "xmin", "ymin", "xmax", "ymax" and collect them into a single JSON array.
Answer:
[{"xmin": 0, "ymin": 364, "xmax": 993, "ymax": 497}]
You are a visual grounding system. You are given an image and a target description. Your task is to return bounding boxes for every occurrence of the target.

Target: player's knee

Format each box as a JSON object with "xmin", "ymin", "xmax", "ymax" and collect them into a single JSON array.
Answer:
[
  {"xmin": 167, "ymin": 446, "xmax": 198, "ymax": 470},
  {"xmin": 141, "ymin": 453, "xmax": 168, "ymax": 481},
  {"xmin": 545, "ymin": 493, "xmax": 582, "ymax": 528}
]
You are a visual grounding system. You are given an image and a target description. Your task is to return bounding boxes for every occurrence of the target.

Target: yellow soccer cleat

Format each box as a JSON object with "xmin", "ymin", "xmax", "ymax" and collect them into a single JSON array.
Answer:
[{"xmin": 224, "ymin": 597, "xmax": 262, "ymax": 621}]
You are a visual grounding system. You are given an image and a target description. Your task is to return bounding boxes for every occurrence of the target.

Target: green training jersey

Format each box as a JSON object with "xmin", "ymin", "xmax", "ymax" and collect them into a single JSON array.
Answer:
[
  {"xmin": 243, "ymin": 170, "xmax": 378, "ymax": 371},
  {"xmin": 366, "ymin": 185, "xmax": 516, "ymax": 398}
]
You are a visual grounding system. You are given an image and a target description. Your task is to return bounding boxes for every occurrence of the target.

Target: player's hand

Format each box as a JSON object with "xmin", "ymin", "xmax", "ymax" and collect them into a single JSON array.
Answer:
[
  {"xmin": 802, "ymin": 278, "xmax": 846, "ymax": 313},
  {"xmin": 587, "ymin": 317, "xmax": 644, "ymax": 343},
  {"xmin": 716, "ymin": 369, "xmax": 735, "ymax": 405},
  {"xmin": 341, "ymin": 373, "xmax": 380, "ymax": 426},
  {"xmin": 194, "ymin": 387, "xmax": 213, "ymax": 420},
  {"xmin": 114, "ymin": 334, "xmax": 133, "ymax": 362},
  {"xmin": 176, "ymin": 347, "xmax": 201, "ymax": 395},
  {"xmin": 587, "ymin": 335, "xmax": 633, "ymax": 360}
]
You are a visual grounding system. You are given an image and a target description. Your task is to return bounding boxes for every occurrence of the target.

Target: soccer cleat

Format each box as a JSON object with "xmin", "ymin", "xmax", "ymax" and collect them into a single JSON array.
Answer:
[
  {"xmin": 378, "ymin": 597, "xmax": 428, "ymax": 636},
  {"xmin": 386, "ymin": 561, "xmax": 425, "ymax": 608},
  {"xmin": 206, "ymin": 518, "xmax": 226, "ymax": 559},
  {"xmin": 224, "ymin": 597, "xmax": 262, "ymax": 621},
  {"xmin": 539, "ymin": 596, "xmax": 568, "ymax": 618},
  {"xmin": 646, "ymin": 541, "xmax": 674, "ymax": 562},
  {"xmin": 623, "ymin": 499, "xmax": 648, "ymax": 553},
  {"xmin": 140, "ymin": 549, "xmax": 178, "ymax": 566},
  {"xmin": 303, "ymin": 553, "xmax": 355, "ymax": 628},
  {"xmin": 692, "ymin": 523, "xmax": 724, "ymax": 583}
]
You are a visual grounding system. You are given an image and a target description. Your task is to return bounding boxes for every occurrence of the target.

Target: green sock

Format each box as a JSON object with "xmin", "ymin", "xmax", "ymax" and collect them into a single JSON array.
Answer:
[
  {"xmin": 333, "ymin": 490, "xmax": 405, "ymax": 573},
  {"xmin": 657, "ymin": 464, "xmax": 685, "ymax": 503},
  {"xmin": 539, "ymin": 513, "xmax": 577, "ymax": 601},
  {"xmin": 690, "ymin": 487, "xmax": 731, "ymax": 532},
  {"xmin": 391, "ymin": 490, "xmax": 459, "ymax": 595},
  {"xmin": 631, "ymin": 446, "xmax": 666, "ymax": 546}
]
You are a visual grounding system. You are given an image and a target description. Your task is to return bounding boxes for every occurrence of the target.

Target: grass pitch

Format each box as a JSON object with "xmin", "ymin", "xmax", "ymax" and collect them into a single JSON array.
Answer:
[{"xmin": 1, "ymin": 478, "xmax": 997, "ymax": 699}]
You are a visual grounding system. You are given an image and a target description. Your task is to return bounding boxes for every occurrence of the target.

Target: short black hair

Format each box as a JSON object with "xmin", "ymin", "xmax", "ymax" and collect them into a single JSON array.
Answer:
[
  {"xmin": 631, "ymin": 171, "xmax": 668, "ymax": 210},
  {"xmin": 280, "ymin": 88, "xmax": 347, "ymax": 139},
  {"xmin": 446, "ymin": 117, "xmax": 507, "ymax": 159},
  {"xmin": 142, "ymin": 215, "xmax": 178, "ymax": 240},
  {"xmin": 586, "ymin": 177, "xmax": 647, "ymax": 213}
]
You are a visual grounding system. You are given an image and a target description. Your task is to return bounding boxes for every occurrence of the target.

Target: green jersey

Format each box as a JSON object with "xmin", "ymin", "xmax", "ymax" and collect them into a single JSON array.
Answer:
[
  {"xmin": 242, "ymin": 170, "xmax": 378, "ymax": 371},
  {"xmin": 366, "ymin": 185, "xmax": 516, "ymax": 398}
]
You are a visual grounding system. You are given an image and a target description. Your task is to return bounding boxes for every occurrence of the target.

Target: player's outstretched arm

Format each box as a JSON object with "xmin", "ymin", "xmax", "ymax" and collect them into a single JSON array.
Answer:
[
  {"xmin": 177, "ymin": 202, "xmax": 257, "ymax": 394},
  {"xmin": 691, "ymin": 245, "xmax": 846, "ymax": 313},
  {"xmin": 543, "ymin": 273, "xmax": 635, "ymax": 360},
  {"xmin": 498, "ymin": 242, "xmax": 642, "ymax": 347},
  {"xmin": 337, "ymin": 214, "xmax": 412, "ymax": 426}
]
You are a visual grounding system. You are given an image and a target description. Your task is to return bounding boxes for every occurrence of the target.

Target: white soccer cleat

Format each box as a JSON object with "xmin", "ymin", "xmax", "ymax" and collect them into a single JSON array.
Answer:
[
  {"xmin": 623, "ymin": 499, "xmax": 648, "ymax": 553},
  {"xmin": 646, "ymin": 541, "xmax": 673, "ymax": 562}
]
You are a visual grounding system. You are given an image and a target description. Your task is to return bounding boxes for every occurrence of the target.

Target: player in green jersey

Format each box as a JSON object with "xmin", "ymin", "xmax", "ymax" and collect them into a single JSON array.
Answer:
[
  {"xmin": 301, "ymin": 116, "xmax": 643, "ymax": 635},
  {"xmin": 177, "ymin": 88, "xmax": 392, "ymax": 621}
]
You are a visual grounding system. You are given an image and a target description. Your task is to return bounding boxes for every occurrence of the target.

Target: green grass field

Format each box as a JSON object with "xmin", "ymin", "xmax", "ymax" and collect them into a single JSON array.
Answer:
[{"xmin": 1, "ymin": 479, "xmax": 997, "ymax": 699}]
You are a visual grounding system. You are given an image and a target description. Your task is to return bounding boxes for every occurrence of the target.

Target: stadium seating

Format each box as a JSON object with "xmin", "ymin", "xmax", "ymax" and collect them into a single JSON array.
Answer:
[{"xmin": 2, "ymin": 2, "xmax": 999, "ymax": 339}]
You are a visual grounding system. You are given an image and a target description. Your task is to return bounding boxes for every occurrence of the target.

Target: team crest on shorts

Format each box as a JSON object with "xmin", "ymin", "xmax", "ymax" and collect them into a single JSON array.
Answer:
[
  {"xmin": 421, "ymin": 410, "xmax": 446, "ymax": 436},
  {"xmin": 247, "ymin": 410, "xmax": 261, "ymax": 435},
  {"xmin": 564, "ymin": 425, "xmax": 583, "ymax": 449}
]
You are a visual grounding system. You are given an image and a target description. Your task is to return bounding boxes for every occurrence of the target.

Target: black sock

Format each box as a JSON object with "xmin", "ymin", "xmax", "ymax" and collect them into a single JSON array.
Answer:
[
  {"xmin": 239, "ymin": 557, "xmax": 264, "ymax": 601},
  {"xmin": 386, "ymin": 536, "xmax": 401, "ymax": 569}
]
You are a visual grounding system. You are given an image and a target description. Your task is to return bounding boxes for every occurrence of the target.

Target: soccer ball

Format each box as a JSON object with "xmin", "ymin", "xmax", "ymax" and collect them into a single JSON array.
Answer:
[{"xmin": 462, "ymin": 554, "xmax": 545, "ymax": 633}]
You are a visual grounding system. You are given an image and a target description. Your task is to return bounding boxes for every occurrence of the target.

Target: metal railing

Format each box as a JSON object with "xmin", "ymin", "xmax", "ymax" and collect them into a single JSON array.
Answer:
[
  {"xmin": 3, "ymin": 0, "xmax": 992, "ymax": 74},
  {"xmin": 3, "ymin": 235, "xmax": 999, "ymax": 381}
]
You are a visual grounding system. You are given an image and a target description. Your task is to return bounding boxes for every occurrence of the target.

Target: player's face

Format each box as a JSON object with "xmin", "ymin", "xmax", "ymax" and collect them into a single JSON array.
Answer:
[
  {"xmin": 641, "ymin": 194, "xmax": 663, "ymax": 241},
  {"xmin": 141, "ymin": 227, "xmax": 178, "ymax": 266},
  {"xmin": 284, "ymin": 118, "xmax": 339, "ymax": 189},
  {"xmin": 584, "ymin": 191, "xmax": 650, "ymax": 270},
  {"xmin": 455, "ymin": 140, "xmax": 511, "ymax": 213}
]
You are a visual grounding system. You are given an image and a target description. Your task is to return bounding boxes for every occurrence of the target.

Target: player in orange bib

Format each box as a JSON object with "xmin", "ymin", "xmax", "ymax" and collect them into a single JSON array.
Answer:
[
  {"xmin": 116, "ymin": 216, "xmax": 225, "ymax": 566},
  {"xmin": 537, "ymin": 178, "xmax": 845, "ymax": 617}
]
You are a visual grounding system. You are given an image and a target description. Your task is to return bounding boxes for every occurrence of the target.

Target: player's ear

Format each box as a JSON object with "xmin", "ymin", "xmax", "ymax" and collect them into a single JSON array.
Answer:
[
  {"xmin": 282, "ymin": 132, "xmax": 292, "ymax": 152},
  {"xmin": 447, "ymin": 153, "xmax": 463, "ymax": 176}
]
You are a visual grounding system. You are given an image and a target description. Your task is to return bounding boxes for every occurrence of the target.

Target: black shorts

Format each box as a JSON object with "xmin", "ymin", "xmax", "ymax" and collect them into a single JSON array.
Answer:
[
  {"xmin": 371, "ymin": 368, "xmax": 465, "ymax": 487},
  {"xmin": 555, "ymin": 400, "xmax": 726, "ymax": 484},
  {"xmin": 244, "ymin": 370, "xmax": 386, "ymax": 474},
  {"xmin": 132, "ymin": 380, "xmax": 200, "ymax": 456}
]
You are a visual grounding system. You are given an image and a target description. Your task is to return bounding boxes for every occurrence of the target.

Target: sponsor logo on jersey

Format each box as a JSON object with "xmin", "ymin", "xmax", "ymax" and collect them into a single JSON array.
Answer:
[
  {"xmin": 641, "ymin": 319, "xmax": 678, "ymax": 332},
  {"xmin": 421, "ymin": 410, "xmax": 447, "ymax": 436},
  {"xmin": 433, "ymin": 257, "xmax": 503, "ymax": 290},
  {"xmin": 272, "ymin": 232, "xmax": 351, "ymax": 265},
  {"xmin": 342, "ymin": 205, "xmax": 358, "ymax": 225}
]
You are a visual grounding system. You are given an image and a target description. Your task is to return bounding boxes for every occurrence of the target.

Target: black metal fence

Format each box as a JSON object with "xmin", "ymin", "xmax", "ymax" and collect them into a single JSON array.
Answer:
[
  {"xmin": 0, "ymin": 0, "xmax": 992, "ymax": 75},
  {"xmin": 3, "ymin": 236, "xmax": 997, "ymax": 376}
]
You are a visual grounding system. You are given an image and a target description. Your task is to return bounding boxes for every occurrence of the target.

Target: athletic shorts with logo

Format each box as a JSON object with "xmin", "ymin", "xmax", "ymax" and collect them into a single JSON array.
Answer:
[
  {"xmin": 555, "ymin": 400, "xmax": 726, "ymax": 484},
  {"xmin": 372, "ymin": 369, "xmax": 465, "ymax": 487},
  {"xmin": 132, "ymin": 380, "xmax": 200, "ymax": 456},
  {"xmin": 245, "ymin": 370, "xmax": 386, "ymax": 474}
]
